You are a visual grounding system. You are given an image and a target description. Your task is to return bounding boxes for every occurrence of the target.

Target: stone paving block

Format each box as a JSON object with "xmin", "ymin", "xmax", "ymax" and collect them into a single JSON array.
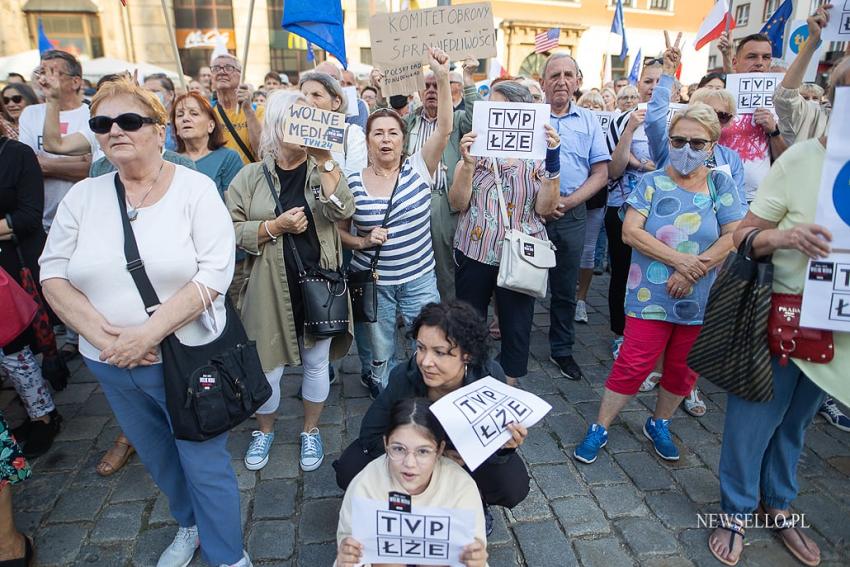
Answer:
[
  {"xmin": 319, "ymin": 404, "xmax": 344, "ymax": 426},
  {"xmin": 111, "ymin": 464, "xmax": 158, "ymax": 502},
  {"xmin": 546, "ymin": 412, "xmax": 588, "ymax": 447},
  {"xmin": 649, "ymin": 557, "xmax": 696, "ymax": 567},
  {"xmin": 573, "ymin": 400, "xmax": 603, "ymax": 422},
  {"xmin": 486, "ymin": 544, "xmax": 522, "ymax": 566},
  {"xmin": 260, "ymin": 443, "xmax": 301, "ymax": 480},
  {"xmin": 551, "ymin": 495, "xmax": 610, "ymax": 537},
  {"xmin": 226, "ymin": 429, "xmax": 255, "ymax": 456},
  {"xmin": 697, "ymin": 408, "xmax": 726, "ymax": 436},
  {"xmin": 541, "ymin": 393, "xmax": 574, "ymax": 415},
  {"xmin": 574, "ymin": 451, "xmax": 629, "ymax": 486},
  {"xmin": 73, "ymin": 542, "xmax": 132, "ymax": 566},
  {"xmin": 55, "ymin": 415, "xmax": 109, "ymax": 442},
  {"xmin": 616, "ymin": 517, "xmax": 679, "ymax": 556},
  {"xmin": 530, "ymin": 463, "xmax": 588, "ymax": 500},
  {"xmin": 670, "ymin": 417, "xmax": 720, "ymax": 448},
  {"xmin": 671, "ymin": 467, "xmax": 720, "ymax": 504},
  {"xmin": 691, "ymin": 441, "xmax": 722, "ymax": 477},
  {"xmin": 513, "ymin": 521, "xmax": 578, "ymax": 567},
  {"xmin": 150, "ymin": 491, "xmax": 176, "ymax": 526},
  {"xmin": 645, "ymin": 491, "xmax": 702, "ymax": 530},
  {"xmin": 31, "ymin": 439, "xmax": 91, "ymax": 473},
  {"xmin": 34, "ymin": 523, "xmax": 89, "ymax": 566},
  {"xmin": 296, "ymin": 542, "xmax": 337, "ymax": 566},
  {"xmin": 234, "ymin": 460, "xmax": 257, "ymax": 491},
  {"xmin": 70, "ymin": 452, "xmax": 124, "ymax": 489},
  {"xmin": 345, "ymin": 396, "xmax": 372, "ymax": 417},
  {"xmin": 89, "ymin": 501, "xmax": 146, "ymax": 543},
  {"xmin": 319, "ymin": 425, "xmax": 344, "ymax": 455},
  {"xmin": 604, "ymin": 424, "xmax": 644, "ymax": 454},
  {"xmin": 555, "ymin": 378, "xmax": 601, "ymax": 403},
  {"xmin": 47, "ymin": 484, "xmax": 109, "ymax": 524},
  {"xmin": 303, "ymin": 455, "xmax": 344, "ymax": 499},
  {"xmin": 52, "ymin": 382, "xmax": 98, "ymax": 406},
  {"xmin": 518, "ymin": 370, "xmax": 559, "ymax": 395},
  {"xmin": 591, "ymin": 483, "xmax": 649, "ymax": 518},
  {"xmin": 12, "ymin": 472, "xmax": 67, "ymax": 511},
  {"xmin": 794, "ymin": 492, "xmax": 850, "ymax": 546},
  {"xmin": 94, "ymin": 425, "xmax": 124, "ymax": 451},
  {"xmin": 505, "ymin": 478, "xmax": 552, "ymax": 523},
  {"xmin": 519, "ymin": 429, "xmax": 566, "ymax": 465},
  {"xmin": 487, "ymin": 507, "xmax": 513, "ymax": 546},
  {"xmin": 614, "ymin": 452, "xmax": 675, "ymax": 491},
  {"xmin": 13, "ymin": 510, "xmax": 43, "ymax": 534},
  {"xmin": 253, "ymin": 479, "xmax": 298, "ymax": 519},
  {"xmin": 298, "ymin": 499, "xmax": 342, "ymax": 544},
  {"xmin": 805, "ymin": 427, "xmax": 850, "ymax": 461},
  {"xmin": 248, "ymin": 520, "xmax": 295, "ymax": 561},
  {"xmin": 77, "ymin": 393, "xmax": 113, "ymax": 416},
  {"xmin": 573, "ymin": 536, "xmax": 636, "ymax": 567}
]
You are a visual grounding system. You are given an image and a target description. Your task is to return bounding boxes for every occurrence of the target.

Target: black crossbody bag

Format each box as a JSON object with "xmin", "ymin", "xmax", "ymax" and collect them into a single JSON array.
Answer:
[
  {"xmin": 114, "ymin": 175, "xmax": 271, "ymax": 441},
  {"xmin": 261, "ymin": 164, "xmax": 349, "ymax": 338},
  {"xmin": 216, "ymin": 104, "xmax": 256, "ymax": 162},
  {"xmin": 348, "ymin": 174, "xmax": 400, "ymax": 323}
]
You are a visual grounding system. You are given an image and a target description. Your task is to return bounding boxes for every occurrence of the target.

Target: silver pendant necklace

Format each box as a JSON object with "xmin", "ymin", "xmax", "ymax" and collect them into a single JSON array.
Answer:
[{"xmin": 126, "ymin": 162, "xmax": 165, "ymax": 222}]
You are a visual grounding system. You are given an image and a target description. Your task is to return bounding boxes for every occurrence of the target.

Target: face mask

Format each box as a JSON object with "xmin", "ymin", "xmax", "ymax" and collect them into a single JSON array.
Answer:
[{"xmin": 669, "ymin": 144, "xmax": 709, "ymax": 176}]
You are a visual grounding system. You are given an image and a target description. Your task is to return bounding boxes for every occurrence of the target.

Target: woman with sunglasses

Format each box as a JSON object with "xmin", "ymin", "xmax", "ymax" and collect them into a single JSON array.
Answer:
[
  {"xmin": 0, "ymin": 84, "xmax": 39, "ymax": 139},
  {"xmin": 39, "ymin": 78, "xmax": 251, "ymax": 567},
  {"xmin": 336, "ymin": 397, "xmax": 488, "ymax": 567},
  {"xmin": 573, "ymin": 102, "xmax": 744, "ymax": 466}
]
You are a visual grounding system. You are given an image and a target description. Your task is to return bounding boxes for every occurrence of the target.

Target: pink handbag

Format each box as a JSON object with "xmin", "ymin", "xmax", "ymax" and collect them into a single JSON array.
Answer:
[{"xmin": 0, "ymin": 266, "xmax": 37, "ymax": 347}]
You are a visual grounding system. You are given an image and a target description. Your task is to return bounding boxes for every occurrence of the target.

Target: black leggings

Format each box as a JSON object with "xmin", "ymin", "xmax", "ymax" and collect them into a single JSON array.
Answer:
[
  {"xmin": 333, "ymin": 439, "xmax": 531, "ymax": 509},
  {"xmin": 604, "ymin": 206, "xmax": 632, "ymax": 337}
]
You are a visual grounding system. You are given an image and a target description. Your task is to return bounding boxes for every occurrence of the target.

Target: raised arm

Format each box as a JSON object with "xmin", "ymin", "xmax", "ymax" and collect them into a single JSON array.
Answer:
[
  {"xmin": 647, "ymin": 33, "xmax": 682, "ymax": 166},
  {"xmin": 449, "ymin": 133, "xmax": 477, "ymax": 212},
  {"xmin": 783, "ymin": 6, "xmax": 829, "ymax": 91},
  {"xmin": 40, "ymin": 68, "xmax": 93, "ymax": 156},
  {"xmin": 421, "ymin": 47, "xmax": 453, "ymax": 176},
  {"xmin": 608, "ymin": 110, "xmax": 645, "ymax": 180},
  {"xmin": 457, "ymin": 57, "xmax": 480, "ymax": 135}
]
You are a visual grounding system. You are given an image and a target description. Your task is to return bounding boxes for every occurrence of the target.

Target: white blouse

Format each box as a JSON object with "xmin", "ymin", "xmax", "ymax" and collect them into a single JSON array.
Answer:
[{"xmin": 39, "ymin": 165, "xmax": 235, "ymax": 362}]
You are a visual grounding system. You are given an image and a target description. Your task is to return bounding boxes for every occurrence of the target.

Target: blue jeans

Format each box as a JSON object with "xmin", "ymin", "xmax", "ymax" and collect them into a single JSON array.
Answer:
[
  {"xmin": 85, "ymin": 359, "xmax": 243, "ymax": 565},
  {"xmin": 344, "ymin": 248, "xmax": 372, "ymax": 376},
  {"xmin": 546, "ymin": 203, "xmax": 587, "ymax": 358},
  {"xmin": 719, "ymin": 357, "xmax": 826, "ymax": 515},
  {"xmin": 368, "ymin": 270, "xmax": 440, "ymax": 387}
]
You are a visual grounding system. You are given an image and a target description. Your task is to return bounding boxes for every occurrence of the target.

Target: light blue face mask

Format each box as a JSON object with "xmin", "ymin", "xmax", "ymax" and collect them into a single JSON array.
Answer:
[{"xmin": 669, "ymin": 143, "xmax": 709, "ymax": 175}]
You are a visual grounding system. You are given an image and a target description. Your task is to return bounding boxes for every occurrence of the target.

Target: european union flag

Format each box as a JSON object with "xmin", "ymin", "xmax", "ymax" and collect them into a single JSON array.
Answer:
[
  {"xmin": 628, "ymin": 48, "xmax": 642, "ymax": 85},
  {"xmin": 37, "ymin": 18, "xmax": 53, "ymax": 55},
  {"xmin": 611, "ymin": 0, "xmax": 629, "ymax": 61},
  {"xmin": 760, "ymin": 0, "xmax": 794, "ymax": 58},
  {"xmin": 283, "ymin": 0, "xmax": 348, "ymax": 68}
]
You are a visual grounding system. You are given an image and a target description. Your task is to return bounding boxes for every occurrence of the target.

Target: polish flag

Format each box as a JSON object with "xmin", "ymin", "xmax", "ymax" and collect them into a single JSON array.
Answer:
[{"xmin": 694, "ymin": 0, "xmax": 736, "ymax": 51}]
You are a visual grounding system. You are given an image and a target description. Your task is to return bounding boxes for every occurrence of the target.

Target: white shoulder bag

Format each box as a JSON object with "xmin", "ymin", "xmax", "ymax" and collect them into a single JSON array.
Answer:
[{"xmin": 493, "ymin": 159, "xmax": 557, "ymax": 299}]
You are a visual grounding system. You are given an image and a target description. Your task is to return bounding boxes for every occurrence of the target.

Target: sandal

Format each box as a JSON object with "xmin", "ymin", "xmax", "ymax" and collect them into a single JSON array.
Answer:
[
  {"xmin": 96, "ymin": 436, "xmax": 135, "ymax": 477},
  {"xmin": 708, "ymin": 517, "xmax": 745, "ymax": 566},
  {"xmin": 761, "ymin": 508, "xmax": 821, "ymax": 566},
  {"xmin": 638, "ymin": 372, "xmax": 662, "ymax": 392},
  {"xmin": 0, "ymin": 535, "xmax": 34, "ymax": 567},
  {"xmin": 684, "ymin": 387, "xmax": 707, "ymax": 417}
]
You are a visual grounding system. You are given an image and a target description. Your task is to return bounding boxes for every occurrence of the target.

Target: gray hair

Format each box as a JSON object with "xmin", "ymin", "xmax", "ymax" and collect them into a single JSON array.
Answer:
[
  {"xmin": 259, "ymin": 89, "xmax": 308, "ymax": 160},
  {"xmin": 492, "ymin": 80, "xmax": 533, "ymax": 103},
  {"xmin": 298, "ymin": 71, "xmax": 348, "ymax": 114},
  {"xmin": 541, "ymin": 52, "xmax": 580, "ymax": 82}
]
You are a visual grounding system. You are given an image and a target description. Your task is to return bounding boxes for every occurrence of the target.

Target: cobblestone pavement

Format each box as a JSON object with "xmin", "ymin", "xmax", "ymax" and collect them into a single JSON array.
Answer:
[{"xmin": 4, "ymin": 276, "xmax": 850, "ymax": 566}]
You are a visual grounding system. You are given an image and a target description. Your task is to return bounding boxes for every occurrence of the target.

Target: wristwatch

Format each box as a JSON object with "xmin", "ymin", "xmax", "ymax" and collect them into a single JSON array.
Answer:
[
  {"xmin": 768, "ymin": 127, "xmax": 781, "ymax": 138},
  {"xmin": 321, "ymin": 159, "xmax": 339, "ymax": 173}
]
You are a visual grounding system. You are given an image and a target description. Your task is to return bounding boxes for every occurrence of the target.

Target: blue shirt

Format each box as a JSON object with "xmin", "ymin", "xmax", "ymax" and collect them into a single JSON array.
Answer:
[
  {"xmin": 549, "ymin": 103, "xmax": 610, "ymax": 197},
  {"xmin": 195, "ymin": 147, "xmax": 244, "ymax": 198},
  {"xmin": 345, "ymin": 98, "xmax": 369, "ymax": 131}
]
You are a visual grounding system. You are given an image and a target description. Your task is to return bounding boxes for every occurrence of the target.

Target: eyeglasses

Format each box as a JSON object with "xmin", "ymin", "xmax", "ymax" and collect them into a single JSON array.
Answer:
[
  {"xmin": 670, "ymin": 136, "xmax": 711, "ymax": 151},
  {"xmin": 386, "ymin": 443, "xmax": 438, "ymax": 463},
  {"xmin": 89, "ymin": 113, "xmax": 158, "ymax": 134},
  {"xmin": 210, "ymin": 64, "xmax": 240, "ymax": 74},
  {"xmin": 715, "ymin": 111, "xmax": 734, "ymax": 125},
  {"xmin": 2, "ymin": 95, "xmax": 23, "ymax": 105},
  {"xmin": 644, "ymin": 57, "xmax": 663, "ymax": 66},
  {"xmin": 34, "ymin": 68, "xmax": 77, "ymax": 78}
]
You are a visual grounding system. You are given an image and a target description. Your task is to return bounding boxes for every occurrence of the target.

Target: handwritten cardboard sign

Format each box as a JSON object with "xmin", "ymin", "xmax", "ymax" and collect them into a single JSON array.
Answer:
[
  {"xmin": 380, "ymin": 62, "xmax": 426, "ymax": 98},
  {"xmin": 282, "ymin": 104, "xmax": 347, "ymax": 153},
  {"xmin": 352, "ymin": 497, "xmax": 475, "ymax": 567},
  {"xmin": 429, "ymin": 377, "xmax": 551, "ymax": 471},
  {"xmin": 469, "ymin": 101, "xmax": 550, "ymax": 159},
  {"xmin": 726, "ymin": 73, "xmax": 785, "ymax": 113}
]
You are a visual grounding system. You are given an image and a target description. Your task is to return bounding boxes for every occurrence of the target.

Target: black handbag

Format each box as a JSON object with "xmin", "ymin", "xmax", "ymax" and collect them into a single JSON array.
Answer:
[
  {"xmin": 687, "ymin": 229, "xmax": 775, "ymax": 402},
  {"xmin": 348, "ymin": 174, "xmax": 400, "ymax": 323},
  {"xmin": 261, "ymin": 164, "xmax": 349, "ymax": 338},
  {"xmin": 114, "ymin": 175, "xmax": 271, "ymax": 441}
]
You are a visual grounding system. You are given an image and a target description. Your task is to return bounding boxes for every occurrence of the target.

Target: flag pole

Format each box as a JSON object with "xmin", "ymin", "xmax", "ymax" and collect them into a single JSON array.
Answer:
[
  {"xmin": 240, "ymin": 0, "xmax": 256, "ymax": 84},
  {"xmin": 726, "ymin": 0, "xmax": 734, "ymax": 34},
  {"xmin": 160, "ymin": 0, "xmax": 187, "ymax": 90}
]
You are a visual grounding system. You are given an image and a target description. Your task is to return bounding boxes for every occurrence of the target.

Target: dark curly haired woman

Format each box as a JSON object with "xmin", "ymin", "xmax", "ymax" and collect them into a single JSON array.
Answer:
[{"xmin": 332, "ymin": 300, "xmax": 530, "ymax": 535}]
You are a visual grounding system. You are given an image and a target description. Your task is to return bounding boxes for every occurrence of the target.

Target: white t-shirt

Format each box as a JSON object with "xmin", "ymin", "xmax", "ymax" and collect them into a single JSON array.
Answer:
[
  {"xmin": 333, "ymin": 123, "xmax": 367, "ymax": 179},
  {"xmin": 39, "ymin": 165, "xmax": 235, "ymax": 362},
  {"xmin": 18, "ymin": 103, "xmax": 98, "ymax": 231}
]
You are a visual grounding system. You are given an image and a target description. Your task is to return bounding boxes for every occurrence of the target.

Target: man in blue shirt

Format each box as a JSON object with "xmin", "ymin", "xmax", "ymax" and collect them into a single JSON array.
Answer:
[{"xmin": 541, "ymin": 53, "xmax": 610, "ymax": 381}]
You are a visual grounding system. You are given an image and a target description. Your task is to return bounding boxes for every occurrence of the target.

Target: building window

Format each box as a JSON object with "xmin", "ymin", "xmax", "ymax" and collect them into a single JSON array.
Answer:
[
  {"xmin": 649, "ymin": 0, "xmax": 670, "ymax": 10},
  {"xmin": 360, "ymin": 47, "xmax": 372, "ymax": 65},
  {"xmin": 174, "ymin": 0, "xmax": 233, "ymax": 30},
  {"xmin": 763, "ymin": 0, "xmax": 780, "ymax": 21},
  {"xmin": 611, "ymin": 54, "xmax": 628, "ymax": 80},
  {"xmin": 27, "ymin": 13, "xmax": 103, "ymax": 58},
  {"xmin": 735, "ymin": 3, "xmax": 750, "ymax": 27},
  {"xmin": 173, "ymin": 0, "xmax": 236, "ymax": 78}
]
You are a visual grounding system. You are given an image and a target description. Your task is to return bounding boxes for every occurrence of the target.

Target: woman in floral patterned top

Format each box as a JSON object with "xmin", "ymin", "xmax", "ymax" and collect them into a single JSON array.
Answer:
[
  {"xmin": 0, "ymin": 410, "xmax": 33, "ymax": 565},
  {"xmin": 450, "ymin": 80, "xmax": 560, "ymax": 383}
]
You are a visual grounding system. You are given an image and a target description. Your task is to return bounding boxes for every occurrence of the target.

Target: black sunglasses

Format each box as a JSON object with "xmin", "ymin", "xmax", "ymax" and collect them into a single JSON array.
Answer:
[
  {"xmin": 715, "ymin": 111, "xmax": 734, "ymax": 125},
  {"xmin": 2, "ymin": 95, "xmax": 23, "ymax": 105},
  {"xmin": 89, "ymin": 113, "xmax": 158, "ymax": 134},
  {"xmin": 670, "ymin": 136, "xmax": 711, "ymax": 151}
]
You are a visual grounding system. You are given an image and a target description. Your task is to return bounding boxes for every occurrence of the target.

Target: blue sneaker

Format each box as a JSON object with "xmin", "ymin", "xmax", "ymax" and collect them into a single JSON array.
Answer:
[
  {"xmin": 612, "ymin": 336, "xmax": 625, "ymax": 360},
  {"xmin": 244, "ymin": 431, "xmax": 275, "ymax": 471},
  {"xmin": 300, "ymin": 427, "xmax": 324, "ymax": 471},
  {"xmin": 819, "ymin": 397, "xmax": 850, "ymax": 432},
  {"xmin": 573, "ymin": 424, "xmax": 608, "ymax": 464},
  {"xmin": 643, "ymin": 417, "xmax": 679, "ymax": 461}
]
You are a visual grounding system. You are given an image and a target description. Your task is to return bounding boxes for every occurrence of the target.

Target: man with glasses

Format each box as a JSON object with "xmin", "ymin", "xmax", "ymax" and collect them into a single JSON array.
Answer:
[
  {"xmin": 211, "ymin": 54, "xmax": 262, "ymax": 164},
  {"xmin": 540, "ymin": 53, "xmax": 610, "ymax": 381}
]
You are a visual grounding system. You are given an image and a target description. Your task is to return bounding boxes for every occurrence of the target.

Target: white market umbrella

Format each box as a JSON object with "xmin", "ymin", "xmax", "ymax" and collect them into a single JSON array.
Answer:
[
  {"xmin": 0, "ymin": 50, "xmax": 41, "ymax": 81},
  {"xmin": 82, "ymin": 57, "xmax": 187, "ymax": 84}
]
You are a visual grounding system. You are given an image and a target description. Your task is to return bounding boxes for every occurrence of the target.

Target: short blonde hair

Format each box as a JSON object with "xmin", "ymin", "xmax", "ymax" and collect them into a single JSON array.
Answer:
[
  {"xmin": 669, "ymin": 102, "xmax": 721, "ymax": 142},
  {"xmin": 90, "ymin": 77, "xmax": 168, "ymax": 125},
  {"xmin": 577, "ymin": 91, "xmax": 604, "ymax": 110},
  {"xmin": 688, "ymin": 87, "xmax": 737, "ymax": 118}
]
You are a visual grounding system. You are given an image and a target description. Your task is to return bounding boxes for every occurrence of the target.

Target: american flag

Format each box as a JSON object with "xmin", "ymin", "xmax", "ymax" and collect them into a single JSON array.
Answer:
[{"xmin": 535, "ymin": 28, "xmax": 560, "ymax": 54}]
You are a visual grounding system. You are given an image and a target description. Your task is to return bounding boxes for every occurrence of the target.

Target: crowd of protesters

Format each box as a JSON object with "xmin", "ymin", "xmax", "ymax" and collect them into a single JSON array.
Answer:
[{"xmin": 0, "ymin": 4, "xmax": 848, "ymax": 566}]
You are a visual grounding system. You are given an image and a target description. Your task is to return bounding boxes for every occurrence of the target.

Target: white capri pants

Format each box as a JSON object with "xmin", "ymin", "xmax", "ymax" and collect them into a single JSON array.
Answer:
[
  {"xmin": 580, "ymin": 207, "xmax": 606, "ymax": 270},
  {"xmin": 256, "ymin": 337, "xmax": 333, "ymax": 413}
]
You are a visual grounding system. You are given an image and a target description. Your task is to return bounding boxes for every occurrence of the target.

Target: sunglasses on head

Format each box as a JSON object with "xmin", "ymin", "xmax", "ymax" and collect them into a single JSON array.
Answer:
[
  {"xmin": 89, "ymin": 113, "xmax": 158, "ymax": 134},
  {"xmin": 670, "ymin": 136, "xmax": 711, "ymax": 151},
  {"xmin": 2, "ymin": 95, "xmax": 23, "ymax": 105},
  {"xmin": 715, "ymin": 111, "xmax": 734, "ymax": 125}
]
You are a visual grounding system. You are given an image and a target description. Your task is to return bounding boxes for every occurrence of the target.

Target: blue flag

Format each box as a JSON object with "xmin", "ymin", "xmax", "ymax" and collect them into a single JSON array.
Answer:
[
  {"xmin": 306, "ymin": 41, "xmax": 315, "ymax": 63},
  {"xmin": 628, "ymin": 48, "xmax": 642, "ymax": 85},
  {"xmin": 283, "ymin": 0, "xmax": 348, "ymax": 69},
  {"xmin": 37, "ymin": 18, "xmax": 53, "ymax": 55},
  {"xmin": 760, "ymin": 0, "xmax": 794, "ymax": 58},
  {"xmin": 611, "ymin": 0, "xmax": 628, "ymax": 61}
]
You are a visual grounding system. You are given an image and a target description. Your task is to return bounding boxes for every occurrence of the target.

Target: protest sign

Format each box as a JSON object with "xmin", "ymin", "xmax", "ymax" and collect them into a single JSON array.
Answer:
[
  {"xmin": 469, "ymin": 101, "xmax": 550, "ymax": 160},
  {"xmin": 429, "ymin": 377, "xmax": 551, "ymax": 471},
  {"xmin": 282, "ymin": 104, "xmax": 347, "ymax": 153},
  {"xmin": 592, "ymin": 110, "xmax": 615, "ymax": 133},
  {"xmin": 352, "ymin": 497, "xmax": 475, "ymax": 567},
  {"xmin": 821, "ymin": 1, "xmax": 850, "ymax": 42},
  {"xmin": 380, "ymin": 62, "xmax": 426, "ymax": 98},
  {"xmin": 800, "ymin": 255, "xmax": 850, "ymax": 332},
  {"xmin": 637, "ymin": 102, "xmax": 688, "ymax": 126},
  {"xmin": 786, "ymin": 20, "xmax": 824, "ymax": 83},
  {"xmin": 726, "ymin": 73, "xmax": 785, "ymax": 112},
  {"xmin": 343, "ymin": 86, "xmax": 359, "ymax": 117}
]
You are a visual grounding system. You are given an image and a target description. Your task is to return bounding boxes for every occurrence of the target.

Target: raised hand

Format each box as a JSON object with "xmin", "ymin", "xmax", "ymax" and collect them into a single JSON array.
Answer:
[
  {"xmin": 663, "ymin": 31, "xmax": 684, "ymax": 76},
  {"xmin": 459, "ymin": 132, "xmax": 477, "ymax": 164},
  {"xmin": 427, "ymin": 47, "xmax": 450, "ymax": 76},
  {"xmin": 807, "ymin": 3, "xmax": 832, "ymax": 45}
]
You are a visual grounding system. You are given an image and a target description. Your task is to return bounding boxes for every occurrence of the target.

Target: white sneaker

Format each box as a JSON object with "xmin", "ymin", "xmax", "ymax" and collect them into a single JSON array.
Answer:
[
  {"xmin": 219, "ymin": 551, "xmax": 253, "ymax": 567},
  {"xmin": 574, "ymin": 300, "xmax": 589, "ymax": 323},
  {"xmin": 156, "ymin": 525, "xmax": 199, "ymax": 567}
]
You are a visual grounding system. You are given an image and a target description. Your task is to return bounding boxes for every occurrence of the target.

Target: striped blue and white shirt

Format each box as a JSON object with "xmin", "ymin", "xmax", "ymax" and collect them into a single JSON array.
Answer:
[{"xmin": 349, "ymin": 151, "xmax": 434, "ymax": 285}]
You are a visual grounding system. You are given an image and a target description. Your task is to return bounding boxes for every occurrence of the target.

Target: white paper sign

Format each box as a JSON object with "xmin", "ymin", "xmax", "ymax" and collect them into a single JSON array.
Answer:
[
  {"xmin": 429, "ymin": 377, "xmax": 551, "ymax": 471},
  {"xmin": 786, "ymin": 20, "xmax": 825, "ymax": 83},
  {"xmin": 637, "ymin": 102, "xmax": 688, "ymax": 126},
  {"xmin": 801, "ymin": 254, "xmax": 850, "ymax": 332},
  {"xmin": 468, "ymin": 101, "xmax": 550, "ymax": 159},
  {"xmin": 592, "ymin": 110, "xmax": 615, "ymax": 134},
  {"xmin": 343, "ymin": 86, "xmax": 359, "ymax": 117},
  {"xmin": 351, "ymin": 496, "xmax": 475, "ymax": 566},
  {"xmin": 726, "ymin": 73, "xmax": 785, "ymax": 113},
  {"xmin": 821, "ymin": 1, "xmax": 850, "ymax": 42}
]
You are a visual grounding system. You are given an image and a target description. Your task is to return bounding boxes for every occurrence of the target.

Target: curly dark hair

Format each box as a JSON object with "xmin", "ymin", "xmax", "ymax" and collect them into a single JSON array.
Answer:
[{"xmin": 408, "ymin": 300, "xmax": 489, "ymax": 366}]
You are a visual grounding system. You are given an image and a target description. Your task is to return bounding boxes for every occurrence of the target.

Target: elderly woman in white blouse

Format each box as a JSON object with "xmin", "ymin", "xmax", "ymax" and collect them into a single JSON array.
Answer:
[{"xmin": 38, "ymin": 78, "xmax": 249, "ymax": 567}]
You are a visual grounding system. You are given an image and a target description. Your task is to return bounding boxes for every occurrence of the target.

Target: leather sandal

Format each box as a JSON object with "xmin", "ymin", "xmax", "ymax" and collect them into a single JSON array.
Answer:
[
  {"xmin": 762, "ymin": 509, "xmax": 821, "ymax": 566},
  {"xmin": 708, "ymin": 518, "xmax": 745, "ymax": 566},
  {"xmin": 96, "ymin": 437, "xmax": 135, "ymax": 477},
  {"xmin": 0, "ymin": 535, "xmax": 34, "ymax": 567}
]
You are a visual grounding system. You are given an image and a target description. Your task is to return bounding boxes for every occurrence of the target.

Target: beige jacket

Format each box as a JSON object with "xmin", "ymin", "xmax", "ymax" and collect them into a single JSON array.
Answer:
[
  {"xmin": 226, "ymin": 154, "xmax": 354, "ymax": 371},
  {"xmin": 774, "ymin": 84, "xmax": 829, "ymax": 145}
]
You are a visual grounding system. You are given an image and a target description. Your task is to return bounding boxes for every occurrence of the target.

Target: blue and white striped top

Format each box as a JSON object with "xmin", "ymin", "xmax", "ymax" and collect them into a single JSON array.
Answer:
[{"xmin": 349, "ymin": 151, "xmax": 434, "ymax": 286}]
